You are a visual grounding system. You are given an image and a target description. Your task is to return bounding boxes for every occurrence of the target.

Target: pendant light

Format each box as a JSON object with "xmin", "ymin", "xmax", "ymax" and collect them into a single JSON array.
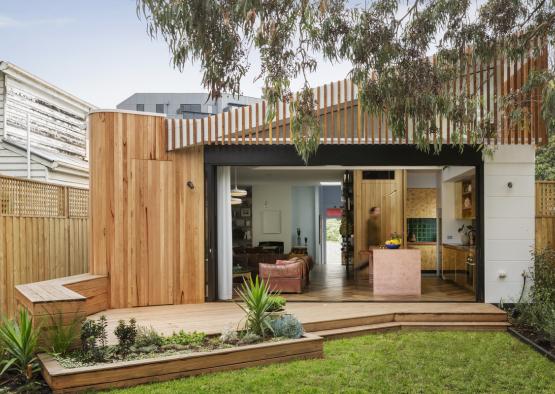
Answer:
[
  {"xmin": 231, "ymin": 197, "xmax": 242, "ymax": 205},
  {"xmin": 231, "ymin": 168, "xmax": 247, "ymax": 198}
]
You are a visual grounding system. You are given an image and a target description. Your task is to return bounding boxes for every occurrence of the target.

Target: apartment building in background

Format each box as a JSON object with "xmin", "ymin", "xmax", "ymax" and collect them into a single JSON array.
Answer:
[{"xmin": 116, "ymin": 92, "xmax": 261, "ymax": 119}]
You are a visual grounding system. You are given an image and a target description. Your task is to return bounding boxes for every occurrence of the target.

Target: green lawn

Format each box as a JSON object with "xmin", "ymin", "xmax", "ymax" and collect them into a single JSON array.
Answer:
[{"xmin": 109, "ymin": 331, "xmax": 555, "ymax": 393}]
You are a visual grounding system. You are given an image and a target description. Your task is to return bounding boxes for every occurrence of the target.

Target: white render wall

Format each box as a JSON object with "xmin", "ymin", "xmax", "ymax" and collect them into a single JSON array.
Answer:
[{"xmin": 484, "ymin": 145, "xmax": 535, "ymax": 303}]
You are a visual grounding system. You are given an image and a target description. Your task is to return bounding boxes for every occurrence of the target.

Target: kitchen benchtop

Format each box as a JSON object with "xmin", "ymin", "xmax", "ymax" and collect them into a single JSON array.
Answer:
[
  {"xmin": 407, "ymin": 242, "xmax": 436, "ymax": 246},
  {"xmin": 442, "ymin": 243, "xmax": 476, "ymax": 251}
]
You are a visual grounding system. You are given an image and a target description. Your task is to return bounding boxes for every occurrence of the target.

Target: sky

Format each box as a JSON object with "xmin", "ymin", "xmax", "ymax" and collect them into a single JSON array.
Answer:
[{"xmin": 0, "ymin": 0, "xmax": 353, "ymax": 108}]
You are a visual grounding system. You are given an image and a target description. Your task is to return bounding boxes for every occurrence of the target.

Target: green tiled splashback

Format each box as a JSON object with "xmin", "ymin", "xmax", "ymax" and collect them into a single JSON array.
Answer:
[{"xmin": 407, "ymin": 218, "xmax": 437, "ymax": 242}]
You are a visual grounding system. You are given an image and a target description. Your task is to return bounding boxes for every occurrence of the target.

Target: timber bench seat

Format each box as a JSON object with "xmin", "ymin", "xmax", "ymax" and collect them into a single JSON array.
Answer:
[{"xmin": 15, "ymin": 273, "xmax": 108, "ymax": 328}]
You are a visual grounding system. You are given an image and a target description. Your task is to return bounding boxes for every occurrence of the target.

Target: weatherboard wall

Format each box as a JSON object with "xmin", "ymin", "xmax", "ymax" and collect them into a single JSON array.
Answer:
[
  {"xmin": 483, "ymin": 145, "xmax": 536, "ymax": 303},
  {"xmin": 2, "ymin": 72, "xmax": 88, "ymax": 160}
]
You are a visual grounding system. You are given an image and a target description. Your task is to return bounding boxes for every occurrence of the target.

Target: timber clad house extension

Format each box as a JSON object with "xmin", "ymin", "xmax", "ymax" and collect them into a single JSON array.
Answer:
[
  {"xmin": 0, "ymin": 61, "xmax": 95, "ymax": 187},
  {"xmin": 83, "ymin": 44, "xmax": 547, "ymax": 309}
]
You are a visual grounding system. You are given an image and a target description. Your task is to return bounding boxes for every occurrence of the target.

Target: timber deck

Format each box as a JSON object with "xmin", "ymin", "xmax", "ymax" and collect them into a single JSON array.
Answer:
[{"xmin": 90, "ymin": 302, "xmax": 508, "ymax": 344}]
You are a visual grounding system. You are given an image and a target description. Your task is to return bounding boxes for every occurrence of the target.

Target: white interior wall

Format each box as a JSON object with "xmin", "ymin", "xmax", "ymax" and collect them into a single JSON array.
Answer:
[
  {"xmin": 251, "ymin": 183, "xmax": 319, "ymax": 258},
  {"xmin": 484, "ymin": 145, "xmax": 535, "ymax": 303},
  {"xmin": 291, "ymin": 186, "xmax": 317, "ymax": 259},
  {"xmin": 407, "ymin": 171, "xmax": 438, "ymax": 188},
  {"xmin": 251, "ymin": 184, "xmax": 293, "ymax": 253},
  {"xmin": 441, "ymin": 167, "xmax": 474, "ymax": 244},
  {"xmin": 441, "ymin": 182, "xmax": 473, "ymax": 244}
]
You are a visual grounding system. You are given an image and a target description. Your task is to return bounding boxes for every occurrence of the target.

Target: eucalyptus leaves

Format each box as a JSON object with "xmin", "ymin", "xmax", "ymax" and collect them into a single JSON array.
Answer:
[
  {"xmin": 137, "ymin": 0, "xmax": 555, "ymax": 161},
  {"xmin": 290, "ymin": 87, "xmax": 321, "ymax": 163}
]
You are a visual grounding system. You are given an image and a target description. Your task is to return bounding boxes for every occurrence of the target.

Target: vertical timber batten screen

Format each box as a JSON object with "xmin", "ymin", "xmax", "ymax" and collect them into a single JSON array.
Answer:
[
  {"xmin": 536, "ymin": 181, "xmax": 555, "ymax": 251},
  {"xmin": 167, "ymin": 47, "xmax": 548, "ymax": 149},
  {"xmin": 0, "ymin": 175, "xmax": 89, "ymax": 317}
]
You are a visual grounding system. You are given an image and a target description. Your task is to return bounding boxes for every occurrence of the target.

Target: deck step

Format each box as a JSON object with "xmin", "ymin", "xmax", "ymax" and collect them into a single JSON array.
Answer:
[
  {"xmin": 311, "ymin": 321, "xmax": 510, "ymax": 340},
  {"xmin": 303, "ymin": 311, "xmax": 507, "ymax": 332}
]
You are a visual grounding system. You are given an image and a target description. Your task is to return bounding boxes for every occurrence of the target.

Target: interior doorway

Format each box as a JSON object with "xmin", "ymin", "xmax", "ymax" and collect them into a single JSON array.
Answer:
[{"xmin": 325, "ymin": 218, "xmax": 342, "ymax": 265}]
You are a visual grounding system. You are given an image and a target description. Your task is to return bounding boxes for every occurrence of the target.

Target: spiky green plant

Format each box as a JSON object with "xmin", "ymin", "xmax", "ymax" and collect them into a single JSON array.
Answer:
[
  {"xmin": 45, "ymin": 311, "xmax": 83, "ymax": 356},
  {"xmin": 236, "ymin": 276, "xmax": 277, "ymax": 338},
  {"xmin": 0, "ymin": 308, "xmax": 40, "ymax": 381},
  {"xmin": 267, "ymin": 295, "xmax": 287, "ymax": 312}
]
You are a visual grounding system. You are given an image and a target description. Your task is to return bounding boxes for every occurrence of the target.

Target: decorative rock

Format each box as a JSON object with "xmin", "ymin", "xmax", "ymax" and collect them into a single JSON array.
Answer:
[
  {"xmin": 161, "ymin": 343, "xmax": 189, "ymax": 351},
  {"xmin": 136, "ymin": 345, "xmax": 158, "ymax": 353}
]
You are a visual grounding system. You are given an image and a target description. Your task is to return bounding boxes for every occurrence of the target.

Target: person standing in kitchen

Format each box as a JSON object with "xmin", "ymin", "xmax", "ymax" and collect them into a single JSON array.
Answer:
[
  {"xmin": 356, "ymin": 207, "xmax": 381, "ymax": 273},
  {"xmin": 367, "ymin": 207, "xmax": 381, "ymax": 247}
]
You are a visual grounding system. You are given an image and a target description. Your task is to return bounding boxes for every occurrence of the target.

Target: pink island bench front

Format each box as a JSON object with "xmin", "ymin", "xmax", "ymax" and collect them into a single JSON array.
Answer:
[{"xmin": 372, "ymin": 249, "xmax": 422, "ymax": 296}]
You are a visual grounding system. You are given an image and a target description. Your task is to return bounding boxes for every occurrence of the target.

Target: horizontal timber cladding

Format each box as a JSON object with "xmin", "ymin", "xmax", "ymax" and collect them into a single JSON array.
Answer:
[
  {"xmin": 168, "ymin": 45, "xmax": 548, "ymax": 149},
  {"xmin": 89, "ymin": 111, "xmax": 204, "ymax": 308}
]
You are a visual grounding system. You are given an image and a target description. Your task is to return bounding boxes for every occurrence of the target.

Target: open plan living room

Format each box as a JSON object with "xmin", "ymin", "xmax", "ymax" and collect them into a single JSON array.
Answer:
[{"xmin": 224, "ymin": 166, "xmax": 477, "ymax": 302}]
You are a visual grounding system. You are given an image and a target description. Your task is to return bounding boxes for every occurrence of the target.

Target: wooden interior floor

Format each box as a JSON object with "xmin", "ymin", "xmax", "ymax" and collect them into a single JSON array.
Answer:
[
  {"xmin": 90, "ymin": 302, "xmax": 504, "ymax": 344},
  {"xmin": 245, "ymin": 264, "xmax": 475, "ymax": 302}
]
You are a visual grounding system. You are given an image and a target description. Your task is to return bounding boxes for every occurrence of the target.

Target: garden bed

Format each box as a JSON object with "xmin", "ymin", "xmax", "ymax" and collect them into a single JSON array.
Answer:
[
  {"xmin": 508, "ymin": 326, "xmax": 555, "ymax": 362},
  {"xmin": 39, "ymin": 333, "xmax": 323, "ymax": 393}
]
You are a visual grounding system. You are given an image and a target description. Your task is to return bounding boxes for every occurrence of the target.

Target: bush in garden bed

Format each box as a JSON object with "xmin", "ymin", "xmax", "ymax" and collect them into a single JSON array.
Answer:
[
  {"xmin": 80, "ymin": 316, "xmax": 109, "ymax": 362},
  {"xmin": 0, "ymin": 308, "xmax": 46, "ymax": 391},
  {"xmin": 46, "ymin": 311, "xmax": 82, "ymax": 356},
  {"xmin": 508, "ymin": 248, "xmax": 555, "ymax": 352},
  {"xmin": 115, "ymin": 318, "xmax": 137, "ymax": 356},
  {"xmin": 135, "ymin": 326, "xmax": 164, "ymax": 349},
  {"xmin": 270, "ymin": 314, "xmax": 304, "ymax": 339},
  {"xmin": 236, "ymin": 275, "xmax": 277, "ymax": 338},
  {"xmin": 267, "ymin": 295, "xmax": 287, "ymax": 312}
]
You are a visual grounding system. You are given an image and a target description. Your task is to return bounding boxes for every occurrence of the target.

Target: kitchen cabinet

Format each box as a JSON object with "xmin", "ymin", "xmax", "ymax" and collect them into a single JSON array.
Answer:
[
  {"xmin": 455, "ymin": 179, "xmax": 475, "ymax": 219},
  {"xmin": 442, "ymin": 246, "xmax": 457, "ymax": 280},
  {"xmin": 409, "ymin": 244, "xmax": 437, "ymax": 270},
  {"xmin": 442, "ymin": 244, "xmax": 476, "ymax": 292}
]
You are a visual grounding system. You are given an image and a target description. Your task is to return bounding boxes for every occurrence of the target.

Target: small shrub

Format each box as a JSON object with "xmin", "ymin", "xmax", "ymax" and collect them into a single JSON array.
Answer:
[
  {"xmin": 80, "ymin": 316, "xmax": 108, "ymax": 362},
  {"xmin": 238, "ymin": 332, "xmax": 260, "ymax": 345},
  {"xmin": 163, "ymin": 330, "xmax": 206, "ymax": 347},
  {"xmin": 114, "ymin": 318, "xmax": 137, "ymax": 355},
  {"xmin": 512, "ymin": 248, "xmax": 555, "ymax": 342},
  {"xmin": 219, "ymin": 325, "xmax": 239, "ymax": 344},
  {"xmin": 135, "ymin": 326, "xmax": 164, "ymax": 348},
  {"xmin": 0, "ymin": 308, "xmax": 40, "ymax": 382},
  {"xmin": 236, "ymin": 276, "xmax": 276, "ymax": 337},
  {"xmin": 270, "ymin": 314, "xmax": 304, "ymax": 339},
  {"xmin": 46, "ymin": 311, "xmax": 82, "ymax": 356},
  {"xmin": 267, "ymin": 295, "xmax": 287, "ymax": 312}
]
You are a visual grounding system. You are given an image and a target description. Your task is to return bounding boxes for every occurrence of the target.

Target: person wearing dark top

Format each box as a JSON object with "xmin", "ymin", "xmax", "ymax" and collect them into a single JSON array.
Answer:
[
  {"xmin": 356, "ymin": 207, "xmax": 381, "ymax": 272},
  {"xmin": 367, "ymin": 207, "xmax": 381, "ymax": 247}
]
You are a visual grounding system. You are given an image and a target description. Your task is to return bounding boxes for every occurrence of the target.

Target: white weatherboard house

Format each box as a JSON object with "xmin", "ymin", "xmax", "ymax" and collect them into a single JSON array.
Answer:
[{"xmin": 0, "ymin": 61, "xmax": 95, "ymax": 187}]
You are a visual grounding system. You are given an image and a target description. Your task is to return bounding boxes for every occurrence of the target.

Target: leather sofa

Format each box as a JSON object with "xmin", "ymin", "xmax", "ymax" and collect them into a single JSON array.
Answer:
[
  {"xmin": 259, "ymin": 257, "xmax": 311, "ymax": 293},
  {"xmin": 233, "ymin": 249, "xmax": 288, "ymax": 276}
]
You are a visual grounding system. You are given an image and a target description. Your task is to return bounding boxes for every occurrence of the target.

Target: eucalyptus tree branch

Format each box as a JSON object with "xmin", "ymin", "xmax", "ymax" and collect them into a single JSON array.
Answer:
[{"xmin": 136, "ymin": 0, "xmax": 555, "ymax": 160}]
